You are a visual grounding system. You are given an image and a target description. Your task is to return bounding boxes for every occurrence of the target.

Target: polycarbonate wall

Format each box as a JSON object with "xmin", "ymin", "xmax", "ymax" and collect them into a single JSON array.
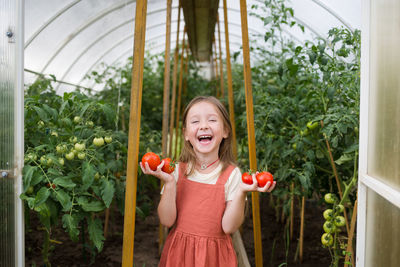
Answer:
[
  {"xmin": 358, "ymin": 0, "xmax": 400, "ymax": 266},
  {"xmin": 1, "ymin": 0, "xmax": 24, "ymax": 266},
  {"xmin": 24, "ymin": 0, "xmax": 361, "ymax": 93}
]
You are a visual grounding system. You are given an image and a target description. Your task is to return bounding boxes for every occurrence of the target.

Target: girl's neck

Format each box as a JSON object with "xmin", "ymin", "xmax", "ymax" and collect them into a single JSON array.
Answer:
[{"xmin": 195, "ymin": 152, "xmax": 220, "ymax": 173}]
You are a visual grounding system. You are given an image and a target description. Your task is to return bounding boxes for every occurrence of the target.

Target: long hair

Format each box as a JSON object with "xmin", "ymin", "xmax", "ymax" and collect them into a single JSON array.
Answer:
[{"xmin": 179, "ymin": 96, "xmax": 236, "ymax": 175}]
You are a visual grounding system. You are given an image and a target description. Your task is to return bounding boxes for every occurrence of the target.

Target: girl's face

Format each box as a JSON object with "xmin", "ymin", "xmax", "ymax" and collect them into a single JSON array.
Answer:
[{"xmin": 184, "ymin": 101, "xmax": 228, "ymax": 158}]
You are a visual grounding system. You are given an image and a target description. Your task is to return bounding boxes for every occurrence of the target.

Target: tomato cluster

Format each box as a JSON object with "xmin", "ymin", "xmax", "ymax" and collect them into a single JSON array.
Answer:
[
  {"xmin": 241, "ymin": 171, "xmax": 274, "ymax": 187},
  {"xmin": 321, "ymin": 193, "xmax": 346, "ymax": 247},
  {"xmin": 141, "ymin": 152, "xmax": 175, "ymax": 174}
]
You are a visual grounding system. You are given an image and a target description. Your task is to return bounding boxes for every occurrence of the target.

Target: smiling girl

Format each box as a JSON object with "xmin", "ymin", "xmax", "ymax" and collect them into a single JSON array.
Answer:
[{"xmin": 140, "ymin": 96, "xmax": 276, "ymax": 266}]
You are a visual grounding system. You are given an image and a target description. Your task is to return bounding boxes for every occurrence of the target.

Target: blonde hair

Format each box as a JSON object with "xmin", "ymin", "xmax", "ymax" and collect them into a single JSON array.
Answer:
[{"xmin": 179, "ymin": 96, "xmax": 236, "ymax": 175}]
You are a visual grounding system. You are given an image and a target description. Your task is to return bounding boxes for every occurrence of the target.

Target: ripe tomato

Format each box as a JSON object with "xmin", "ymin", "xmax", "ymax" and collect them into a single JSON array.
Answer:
[
  {"xmin": 141, "ymin": 152, "xmax": 161, "ymax": 171},
  {"xmin": 256, "ymin": 171, "xmax": 274, "ymax": 187},
  {"xmin": 241, "ymin": 172, "xmax": 253, "ymax": 185},
  {"xmin": 161, "ymin": 158, "xmax": 175, "ymax": 174}
]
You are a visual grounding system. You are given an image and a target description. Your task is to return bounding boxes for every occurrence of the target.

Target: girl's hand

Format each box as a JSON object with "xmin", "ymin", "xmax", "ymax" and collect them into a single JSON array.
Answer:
[
  {"xmin": 140, "ymin": 161, "xmax": 175, "ymax": 184},
  {"xmin": 240, "ymin": 172, "xmax": 276, "ymax": 193}
]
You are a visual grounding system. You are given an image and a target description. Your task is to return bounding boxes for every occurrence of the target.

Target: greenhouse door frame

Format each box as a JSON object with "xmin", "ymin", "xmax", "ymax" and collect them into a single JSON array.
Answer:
[{"xmin": 357, "ymin": 0, "xmax": 400, "ymax": 266}]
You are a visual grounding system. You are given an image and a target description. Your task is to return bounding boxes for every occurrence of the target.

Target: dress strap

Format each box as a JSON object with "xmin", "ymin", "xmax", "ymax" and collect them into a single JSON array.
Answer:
[{"xmin": 216, "ymin": 165, "xmax": 236, "ymax": 185}]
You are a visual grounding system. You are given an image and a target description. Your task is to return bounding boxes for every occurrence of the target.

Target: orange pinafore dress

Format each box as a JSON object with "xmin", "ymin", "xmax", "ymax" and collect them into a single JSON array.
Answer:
[{"xmin": 159, "ymin": 163, "xmax": 238, "ymax": 267}]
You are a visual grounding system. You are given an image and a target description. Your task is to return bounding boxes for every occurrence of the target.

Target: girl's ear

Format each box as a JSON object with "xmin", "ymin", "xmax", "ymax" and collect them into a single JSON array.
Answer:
[
  {"xmin": 183, "ymin": 128, "xmax": 189, "ymax": 141},
  {"xmin": 223, "ymin": 127, "xmax": 229, "ymax": 139}
]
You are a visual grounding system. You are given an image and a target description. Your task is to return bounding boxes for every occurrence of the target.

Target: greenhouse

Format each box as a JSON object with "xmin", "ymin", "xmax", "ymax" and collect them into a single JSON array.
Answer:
[{"xmin": 1, "ymin": 0, "xmax": 399, "ymax": 266}]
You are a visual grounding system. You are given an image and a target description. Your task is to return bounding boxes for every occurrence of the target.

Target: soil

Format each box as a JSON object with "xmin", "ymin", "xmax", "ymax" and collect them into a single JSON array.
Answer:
[{"xmin": 25, "ymin": 195, "xmax": 332, "ymax": 267}]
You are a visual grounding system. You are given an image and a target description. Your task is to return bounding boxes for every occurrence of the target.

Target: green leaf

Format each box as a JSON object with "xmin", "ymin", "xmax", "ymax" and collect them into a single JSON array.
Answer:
[
  {"xmin": 55, "ymin": 189, "xmax": 72, "ymax": 211},
  {"xmin": 35, "ymin": 187, "xmax": 50, "ymax": 206},
  {"xmin": 35, "ymin": 202, "xmax": 51, "ymax": 230},
  {"xmin": 42, "ymin": 104, "xmax": 58, "ymax": 121},
  {"xmin": 33, "ymin": 106, "xmax": 48, "ymax": 121},
  {"xmin": 23, "ymin": 165, "xmax": 37, "ymax": 191},
  {"xmin": 82, "ymin": 162, "xmax": 95, "ymax": 190},
  {"xmin": 335, "ymin": 153, "xmax": 354, "ymax": 165},
  {"xmin": 53, "ymin": 177, "xmax": 76, "ymax": 188},
  {"xmin": 101, "ymin": 179, "xmax": 115, "ymax": 208},
  {"xmin": 62, "ymin": 214, "xmax": 80, "ymax": 242},
  {"xmin": 88, "ymin": 217, "xmax": 105, "ymax": 252},
  {"xmin": 80, "ymin": 199, "xmax": 105, "ymax": 212},
  {"xmin": 79, "ymin": 102, "xmax": 91, "ymax": 117}
]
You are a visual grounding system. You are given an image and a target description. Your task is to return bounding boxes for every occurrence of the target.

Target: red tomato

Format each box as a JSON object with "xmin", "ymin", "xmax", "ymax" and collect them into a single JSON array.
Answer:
[
  {"xmin": 161, "ymin": 158, "xmax": 175, "ymax": 174},
  {"xmin": 242, "ymin": 172, "xmax": 253, "ymax": 185},
  {"xmin": 141, "ymin": 152, "xmax": 161, "ymax": 171},
  {"xmin": 256, "ymin": 171, "xmax": 274, "ymax": 187}
]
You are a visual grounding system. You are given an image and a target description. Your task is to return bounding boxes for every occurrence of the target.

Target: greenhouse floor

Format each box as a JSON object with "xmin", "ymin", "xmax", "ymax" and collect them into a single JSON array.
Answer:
[{"xmin": 25, "ymin": 196, "xmax": 332, "ymax": 266}]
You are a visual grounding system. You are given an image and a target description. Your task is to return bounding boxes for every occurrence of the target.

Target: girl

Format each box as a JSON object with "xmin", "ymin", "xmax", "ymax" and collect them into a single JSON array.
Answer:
[{"xmin": 140, "ymin": 96, "xmax": 276, "ymax": 266}]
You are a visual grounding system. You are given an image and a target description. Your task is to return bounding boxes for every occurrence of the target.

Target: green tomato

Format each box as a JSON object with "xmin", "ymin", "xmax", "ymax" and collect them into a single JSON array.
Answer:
[
  {"xmin": 93, "ymin": 137, "xmax": 104, "ymax": 147},
  {"xmin": 37, "ymin": 120, "xmax": 45, "ymax": 128},
  {"xmin": 40, "ymin": 156, "xmax": 47, "ymax": 165},
  {"xmin": 56, "ymin": 145, "xmax": 64, "ymax": 154},
  {"xmin": 77, "ymin": 152, "xmax": 86, "ymax": 160},
  {"xmin": 73, "ymin": 116, "xmax": 82, "ymax": 124},
  {"xmin": 323, "ymin": 221, "xmax": 336, "ymax": 233},
  {"xmin": 324, "ymin": 193, "xmax": 337, "ymax": 204},
  {"xmin": 334, "ymin": 216, "xmax": 346, "ymax": 227},
  {"xmin": 323, "ymin": 209, "xmax": 333, "ymax": 220},
  {"xmin": 321, "ymin": 233, "xmax": 333, "ymax": 247},
  {"xmin": 335, "ymin": 204, "xmax": 345, "ymax": 213},
  {"xmin": 58, "ymin": 158, "xmax": 65, "ymax": 166},
  {"xmin": 306, "ymin": 121, "xmax": 319, "ymax": 130},
  {"xmin": 104, "ymin": 136, "xmax": 112, "ymax": 143},
  {"xmin": 74, "ymin": 143, "xmax": 85, "ymax": 152},
  {"xmin": 65, "ymin": 152, "xmax": 75, "ymax": 160},
  {"xmin": 94, "ymin": 172, "xmax": 100, "ymax": 180},
  {"xmin": 26, "ymin": 186, "xmax": 34, "ymax": 195},
  {"xmin": 27, "ymin": 153, "xmax": 37, "ymax": 161},
  {"xmin": 51, "ymin": 131, "xmax": 58, "ymax": 137},
  {"xmin": 86, "ymin": 120, "xmax": 94, "ymax": 127},
  {"xmin": 69, "ymin": 136, "xmax": 78, "ymax": 143},
  {"xmin": 292, "ymin": 143, "xmax": 297, "ymax": 150}
]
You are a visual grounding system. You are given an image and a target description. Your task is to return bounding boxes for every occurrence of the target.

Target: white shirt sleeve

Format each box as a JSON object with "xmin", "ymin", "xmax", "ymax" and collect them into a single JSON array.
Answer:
[{"xmin": 225, "ymin": 167, "xmax": 242, "ymax": 201}]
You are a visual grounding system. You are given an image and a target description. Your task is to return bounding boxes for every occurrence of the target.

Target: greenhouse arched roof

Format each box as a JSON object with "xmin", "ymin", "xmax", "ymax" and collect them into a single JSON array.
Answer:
[{"xmin": 24, "ymin": 0, "xmax": 361, "ymax": 92}]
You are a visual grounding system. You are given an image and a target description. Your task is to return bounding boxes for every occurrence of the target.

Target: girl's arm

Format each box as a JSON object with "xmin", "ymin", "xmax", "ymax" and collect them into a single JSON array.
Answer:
[
  {"xmin": 222, "ymin": 173, "xmax": 276, "ymax": 234},
  {"xmin": 140, "ymin": 161, "xmax": 177, "ymax": 227}
]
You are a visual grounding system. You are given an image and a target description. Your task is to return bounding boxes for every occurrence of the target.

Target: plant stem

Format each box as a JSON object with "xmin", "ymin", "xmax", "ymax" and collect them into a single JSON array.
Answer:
[{"xmin": 43, "ymin": 229, "xmax": 51, "ymax": 267}]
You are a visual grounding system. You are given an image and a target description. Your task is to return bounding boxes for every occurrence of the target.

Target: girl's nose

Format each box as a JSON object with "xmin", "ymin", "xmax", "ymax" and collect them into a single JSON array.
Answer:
[{"xmin": 199, "ymin": 120, "xmax": 209, "ymax": 129}]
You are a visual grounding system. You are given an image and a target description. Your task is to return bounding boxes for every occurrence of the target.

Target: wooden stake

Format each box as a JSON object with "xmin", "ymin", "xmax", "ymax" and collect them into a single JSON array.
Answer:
[
  {"xmin": 168, "ymin": 3, "xmax": 181, "ymax": 157},
  {"xmin": 217, "ymin": 13, "xmax": 225, "ymax": 98},
  {"xmin": 290, "ymin": 182, "xmax": 294, "ymax": 240},
  {"xmin": 344, "ymin": 199, "xmax": 357, "ymax": 267},
  {"xmin": 223, "ymin": 0, "xmax": 238, "ymax": 160},
  {"xmin": 239, "ymin": 0, "xmax": 263, "ymax": 265},
  {"xmin": 299, "ymin": 196, "xmax": 305, "ymax": 263},
  {"xmin": 174, "ymin": 29, "xmax": 186, "ymax": 158},
  {"xmin": 121, "ymin": 0, "xmax": 147, "ymax": 265}
]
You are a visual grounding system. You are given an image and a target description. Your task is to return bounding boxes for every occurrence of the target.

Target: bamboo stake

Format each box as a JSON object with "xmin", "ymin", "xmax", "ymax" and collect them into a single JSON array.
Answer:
[
  {"xmin": 121, "ymin": 0, "xmax": 147, "ymax": 265},
  {"xmin": 168, "ymin": 3, "xmax": 181, "ymax": 157},
  {"xmin": 239, "ymin": 1, "xmax": 263, "ymax": 266},
  {"xmin": 158, "ymin": 0, "xmax": 172, "ymax": 254},
  {"xmin": 174, "ymin": 29, "xmax": 186, "ymax": 158},
  {"xmin": 320, "ymin": 121, "xmax": 350, "ymax": 235},
  {"xmin": 344, "ymin": 199, "xmax": 357, "ymax": 267},
  {"xmin": 217, "ymin": 13, "xmax": 225, "ymax": 99},
  {"xmin": 299, "ymin": 196, "xmax": 305, "ymax": 263},
  {"xmin": 223, "ymin": 0, "xmax": 238, "ymax": 160},
  {"xmin": 290, "ymin": 182, "xmax": 294, "ymax": 240}
]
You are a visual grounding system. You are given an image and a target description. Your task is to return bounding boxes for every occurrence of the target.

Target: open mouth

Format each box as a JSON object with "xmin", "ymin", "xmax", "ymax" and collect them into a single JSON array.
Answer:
[{"xmin": 198, "ymin": 135, "xmax": 213, "ymax": 144}]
